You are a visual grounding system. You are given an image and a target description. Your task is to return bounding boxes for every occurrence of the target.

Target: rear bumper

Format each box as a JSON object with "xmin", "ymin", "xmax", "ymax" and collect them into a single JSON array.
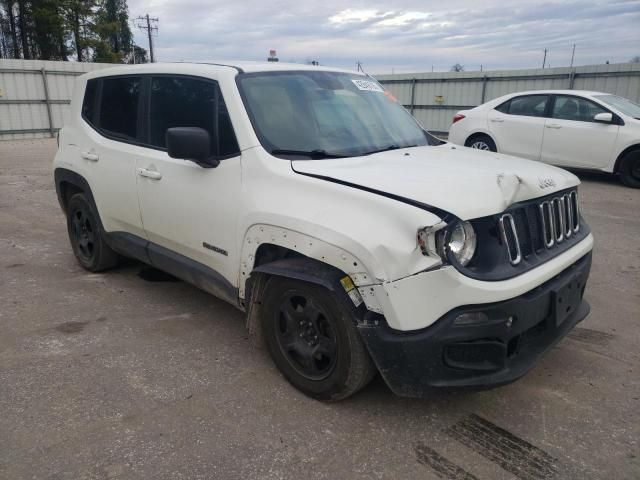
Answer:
[{"xmin": 358, "ymin": 252, "xmax": 592, "ymax": 397}]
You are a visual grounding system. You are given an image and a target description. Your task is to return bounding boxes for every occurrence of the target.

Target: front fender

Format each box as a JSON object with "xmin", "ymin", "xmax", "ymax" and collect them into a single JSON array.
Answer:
[{"xmin": 238, "ymin": 224, "xmax": 389, "ymax": 314}]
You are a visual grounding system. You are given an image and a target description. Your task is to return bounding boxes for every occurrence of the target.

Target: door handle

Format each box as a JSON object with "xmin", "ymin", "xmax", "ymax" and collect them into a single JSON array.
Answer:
[
  {"xmin": 490, "ymin": 118, "xmax": 504, "ymax": 123},
  {"xmin": 546, "ymin": 124, "xmax": 562, "ymax": 129},
  {"xmin": 136, "ymin": 168, "xmax": 163, "ymax": 180},
  {"xmin": 81, "ymin": 151, "xmax": 99, "ymax": 162}
]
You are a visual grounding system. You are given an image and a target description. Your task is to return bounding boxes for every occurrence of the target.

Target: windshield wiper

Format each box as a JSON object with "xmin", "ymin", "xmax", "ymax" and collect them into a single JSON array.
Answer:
[
  {"xmin": 271, "ymin": 149, "xmax": 348, "ymax": 159},
  {"xmin": 362, "ymin": 144, "xmax": 419, "ymax": 156}
]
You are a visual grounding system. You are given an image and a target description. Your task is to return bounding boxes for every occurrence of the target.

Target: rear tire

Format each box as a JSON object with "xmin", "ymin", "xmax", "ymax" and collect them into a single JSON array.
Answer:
[
  {"xmin": 261, "ymin": 276, "xmax": 375, "ymax": 401},
  {"xmin": 619, "ymin": 150, "xmax": 640, "ymax": 188},
  {"xmin": 66, "ymin": 193, "xmax": 120, "ymax": 272},
  {"xmin": 465, "ymin": 134, "xmax": 497, "ymax": 152}
]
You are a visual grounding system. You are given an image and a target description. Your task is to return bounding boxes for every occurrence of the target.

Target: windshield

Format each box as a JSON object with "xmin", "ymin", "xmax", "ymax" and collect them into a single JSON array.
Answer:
[
  {"xmin": 237, "ymin": 71, "xmax": 435, "ymax": 158},
  {"xmin": 594, "ymin": 94, "xmax": 640, "ymax": 119}
]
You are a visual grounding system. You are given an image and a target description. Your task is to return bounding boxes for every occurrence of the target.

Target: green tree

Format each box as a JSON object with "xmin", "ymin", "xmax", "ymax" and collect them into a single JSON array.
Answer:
[
  {"xmin": 0, "ymin": 0, "xmax": 140, "ymax": 63},
  {"xmin": 31, "ymin": 0, "xmax": 68, "ymax": 60},
  {"xmin": 62, "ymin": 0, "xmax": 95, "ymax": 62},
  {"xmin": 93, "ymin": 0, "xmax": 132, "ymax": 62}
]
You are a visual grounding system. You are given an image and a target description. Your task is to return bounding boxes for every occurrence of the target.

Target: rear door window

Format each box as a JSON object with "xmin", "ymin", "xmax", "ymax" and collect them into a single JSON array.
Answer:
[
  {"xmin": 504, "ymin": 95, "xmax": 549, "ymax": 117},
  {"xmin": 98, "ymin": 76, "xmax": 142, "ymax": 140}
]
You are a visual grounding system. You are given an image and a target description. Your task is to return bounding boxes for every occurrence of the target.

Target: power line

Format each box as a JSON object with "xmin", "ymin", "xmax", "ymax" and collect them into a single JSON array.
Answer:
[{"xmin": 135, "ymin": 14, "xmax": 158, "ymax": 63}]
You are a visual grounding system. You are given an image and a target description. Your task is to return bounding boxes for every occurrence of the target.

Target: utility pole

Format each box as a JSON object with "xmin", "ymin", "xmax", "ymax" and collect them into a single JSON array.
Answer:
[
  {"xmin": 136, "ymin": 14, "xmax": 158, "ymax": 63},
  {"xmin": 542, "ymin": 48, "xmax": 548, "ymax": 69},
  {"xmin": 570, "ymin": 44, "xmax": 576, "ymax": 67}
]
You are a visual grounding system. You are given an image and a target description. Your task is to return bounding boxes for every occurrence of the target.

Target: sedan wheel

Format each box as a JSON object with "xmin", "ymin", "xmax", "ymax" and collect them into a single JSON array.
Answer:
[
  {"xmin": 619, "ymin": 150, "xmax": 640, "ymax": 188},
  {"xmin": 470, "ymin": 140, "xmax": 491, "ymax": 150},
  {"xmin": 465, "ymin": 134, "xmax": 496, "ymax": 152}
]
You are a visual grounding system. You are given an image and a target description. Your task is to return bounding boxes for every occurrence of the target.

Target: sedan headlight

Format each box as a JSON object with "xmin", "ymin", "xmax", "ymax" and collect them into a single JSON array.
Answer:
[{"xmin": 417, "ymin": 220, "xmax": 477, "ymax": 267}]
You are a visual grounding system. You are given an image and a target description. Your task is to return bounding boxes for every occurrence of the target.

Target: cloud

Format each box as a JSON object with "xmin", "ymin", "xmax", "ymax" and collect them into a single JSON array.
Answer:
[
  {"xmin": 328, "ymin": 9, "xmax": 388, "ymax": 24},
  {"xmin": 127, "ymin": 0, "xmax": 640, "ymax": 73}
]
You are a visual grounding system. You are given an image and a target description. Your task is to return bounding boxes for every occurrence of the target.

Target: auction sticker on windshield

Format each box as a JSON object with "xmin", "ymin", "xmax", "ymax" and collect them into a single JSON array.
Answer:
[{"xmin": 352, "ymin": 79, "xmax": 384, "ymax": 93}]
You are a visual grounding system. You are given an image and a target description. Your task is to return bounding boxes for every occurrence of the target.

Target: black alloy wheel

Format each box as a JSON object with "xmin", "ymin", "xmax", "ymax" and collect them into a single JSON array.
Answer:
[
  {"xmin": 70, "ymin": 204, "xmax": 96, "ymax": 263},
  {"xmin": 66, "ymin": 193, "xmax": 120, "ymax": 271},
  {"xmin": 275, "ymin": 292, "xmax": 338, "ymax": 380},
  {"xmin": 261, "ymin": 276, "xmax": 376, "ymax": 401}
]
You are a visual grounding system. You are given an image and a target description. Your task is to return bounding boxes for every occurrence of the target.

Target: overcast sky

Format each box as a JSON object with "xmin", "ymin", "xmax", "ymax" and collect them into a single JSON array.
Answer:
[{"xmin": 127, "ymin": 0, "xmax": 640, "ymax": 74}]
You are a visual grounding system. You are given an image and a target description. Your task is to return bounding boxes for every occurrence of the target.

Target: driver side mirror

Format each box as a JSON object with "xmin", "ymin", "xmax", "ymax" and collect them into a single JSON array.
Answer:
[
  {"xmin": 166, "ymin": 127, "xmax": 219, "ymax": 168},
  {"xmin": 593, "ymin": 112, "xmax": 613, "ymax": 124}
]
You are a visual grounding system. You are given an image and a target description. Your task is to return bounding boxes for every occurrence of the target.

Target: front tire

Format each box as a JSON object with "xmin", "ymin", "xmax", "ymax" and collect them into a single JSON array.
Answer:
[
  {"xmin": 66, "ymin": 193, "xmax": 120, "ymax": 272},
  {"xmin": 619, "ymin": 150, "xmax": 640, "ymax": 188},
  {"xmin": 261, "ymin": 276, "xmax": 375, "ymax": 401},
  {"xmin": 465, "ymin": 134, "xmax": 497, "ymax": 152}
]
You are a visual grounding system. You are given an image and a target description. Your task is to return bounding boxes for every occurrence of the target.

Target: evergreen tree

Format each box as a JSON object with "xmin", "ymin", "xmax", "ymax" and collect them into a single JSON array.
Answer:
[
  {"xmin": 93, "ymin": 0, "xmax": 132, "ymax": 62},
  {"xmin": 31, "ymin": 0, "xmax": 68, "ymax": 60},
  {"xmin": 0, "ymin": 0, "xmax": 143, "ymax": 63},
  {"xmin": 62, "ymin": 0, "xmax": 95, "ymax": 62}
]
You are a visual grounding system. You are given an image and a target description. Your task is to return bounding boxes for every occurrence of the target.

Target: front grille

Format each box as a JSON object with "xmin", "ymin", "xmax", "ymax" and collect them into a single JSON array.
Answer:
[{"xmin": 498, "ymin": 190, "xmax": 580, "ymax": 265}]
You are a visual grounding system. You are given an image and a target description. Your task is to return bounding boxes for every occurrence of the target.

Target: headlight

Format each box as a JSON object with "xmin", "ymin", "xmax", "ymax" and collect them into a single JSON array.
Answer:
[
  {"xmin": 417, "ymin": 220, "xmax": 476, "ymax": 267},
  {"xmin": 447, "ymin": 221, "xmax": 477, "ymax": 266}
]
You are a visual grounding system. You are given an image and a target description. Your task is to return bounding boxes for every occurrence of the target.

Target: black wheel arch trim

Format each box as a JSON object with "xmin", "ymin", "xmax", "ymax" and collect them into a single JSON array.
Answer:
[
  {"xmin": 248, "ymin": 255, "xmax": 368, "ymax": 324},
  {"xmin": 54, "ymin": 168, "xmax": 108, "ymax": 234},
  {"xmin": 55, "ymin": 168, "xmax": 96, "ymax": 214},
  {"xmin": 251, "ymin": 256, "xmax": 346, "ymax": 293}
]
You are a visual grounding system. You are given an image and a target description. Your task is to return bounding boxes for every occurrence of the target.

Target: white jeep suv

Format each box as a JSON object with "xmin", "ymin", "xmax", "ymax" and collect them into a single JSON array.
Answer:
[{"xmin": 54, "ymin": 62, "xmax": 594, "ymax": 400}]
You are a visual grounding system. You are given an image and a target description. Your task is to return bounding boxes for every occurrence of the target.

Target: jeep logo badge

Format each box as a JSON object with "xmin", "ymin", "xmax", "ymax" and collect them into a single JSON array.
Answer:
[{"xmin": 538, "ymin": 177, "xmax": 556, "ymax": 189}]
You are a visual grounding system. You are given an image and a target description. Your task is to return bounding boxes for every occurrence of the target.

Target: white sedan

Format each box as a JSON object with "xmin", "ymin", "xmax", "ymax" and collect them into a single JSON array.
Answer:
[{"xmin": 448, "ymin": 90, "xmax": 640, "ymax": 187}]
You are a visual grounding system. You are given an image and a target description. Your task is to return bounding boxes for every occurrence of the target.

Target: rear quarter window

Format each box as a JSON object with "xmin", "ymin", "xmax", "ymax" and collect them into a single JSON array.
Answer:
[{"xmin": 81, "ymin": 79, "xmax": 99, "ymax": 124}]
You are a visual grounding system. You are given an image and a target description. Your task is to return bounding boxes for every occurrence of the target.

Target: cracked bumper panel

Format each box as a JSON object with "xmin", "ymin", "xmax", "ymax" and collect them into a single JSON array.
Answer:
[
  {"xmin": 359, "ymin": 252, "xmax": 592, "ymax": 397},
  {"xmin": 373, "ymin": 233, "xmax": 593, "ymax": 331}
]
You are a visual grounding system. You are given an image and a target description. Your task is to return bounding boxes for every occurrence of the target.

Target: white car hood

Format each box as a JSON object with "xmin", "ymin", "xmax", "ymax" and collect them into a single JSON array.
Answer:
[{"xmin": 292, "ymin": 144, "xmax": 580, "ymax": 220}]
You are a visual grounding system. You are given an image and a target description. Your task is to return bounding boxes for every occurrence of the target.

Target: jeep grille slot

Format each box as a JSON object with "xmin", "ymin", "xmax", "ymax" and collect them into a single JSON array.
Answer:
[
  {"xmin": 498, "ymin": 213, "xmax": 522, "ymax": 265},
  {"xmin": 500, "ymin": 189, "xmax": 580, "ymax": 265},
  {"xmin": 569, "ymin": 191, "xmax": 580, "ymax": 232}
]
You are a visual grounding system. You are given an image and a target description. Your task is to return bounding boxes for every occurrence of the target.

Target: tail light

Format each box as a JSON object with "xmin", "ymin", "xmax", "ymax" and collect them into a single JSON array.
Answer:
[{"xmin": 452, "ymin": 113, "xmax": 466, "ymax": 124}]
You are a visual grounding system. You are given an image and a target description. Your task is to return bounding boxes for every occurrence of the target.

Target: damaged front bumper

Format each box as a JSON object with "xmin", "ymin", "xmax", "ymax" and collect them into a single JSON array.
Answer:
[{"xmin": 358, "ymin": 251, "xmax": 592, "ymax": 398}]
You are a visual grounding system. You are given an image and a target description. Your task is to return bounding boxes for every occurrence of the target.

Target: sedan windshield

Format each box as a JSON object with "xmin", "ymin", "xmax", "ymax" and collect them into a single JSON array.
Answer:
[
  {"xmin": 237, "ymin": 71, "xmax": 435, "ymax": 158},
  {"xmin": 594, "ymin": 94, "xmax": 640, "ymax": 119}
]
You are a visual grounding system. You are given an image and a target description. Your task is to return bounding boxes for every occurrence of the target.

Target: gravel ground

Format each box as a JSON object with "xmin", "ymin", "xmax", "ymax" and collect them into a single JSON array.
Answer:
[{"xmin": 0, "ymin": 139, "xmax": 638, "ymax": 480}]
